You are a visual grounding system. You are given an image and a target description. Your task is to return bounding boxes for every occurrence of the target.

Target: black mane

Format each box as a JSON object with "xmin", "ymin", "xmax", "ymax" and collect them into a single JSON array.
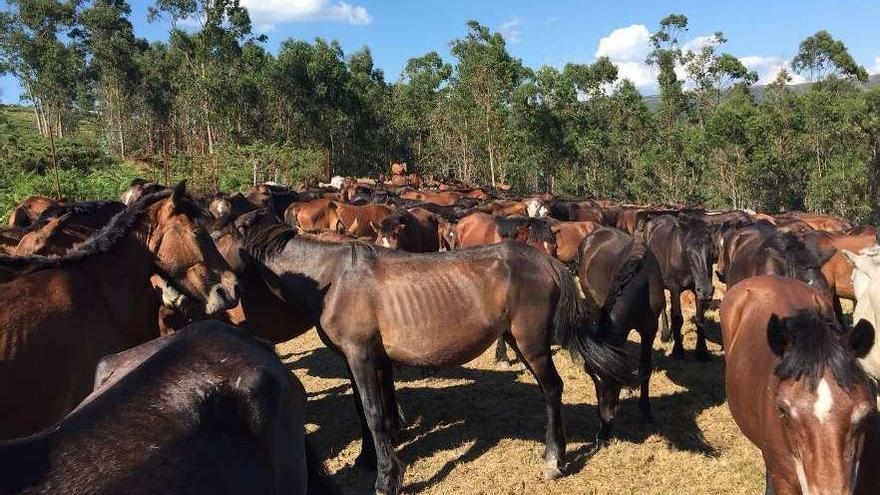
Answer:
[
  {"xmin": 0, "ymin": 189, "xmax": 188, "ymax": 274},
  {"xmin": 774, "ymin": 309, "xmax": 866, "ymax": 391}
]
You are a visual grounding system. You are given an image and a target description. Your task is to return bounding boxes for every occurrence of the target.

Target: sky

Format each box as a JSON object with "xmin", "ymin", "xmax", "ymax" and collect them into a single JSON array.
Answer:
[{"xmin": 2, "ymin": 0, "xmax": 880, "ymax": 103}]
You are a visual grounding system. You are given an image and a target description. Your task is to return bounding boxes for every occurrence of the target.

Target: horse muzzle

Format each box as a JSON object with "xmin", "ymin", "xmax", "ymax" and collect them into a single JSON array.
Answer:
[{"xmin": 205, "ymin": 275, "xmax": 239, "ymax": 315}]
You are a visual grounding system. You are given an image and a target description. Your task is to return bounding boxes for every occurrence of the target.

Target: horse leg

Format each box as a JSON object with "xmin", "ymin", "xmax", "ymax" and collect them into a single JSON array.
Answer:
[
  {"xmin": 347, "ymin": 351, "xmax": 404, "ymax": 495},
  {"xmin": 348, "ymin": 366, "xmax": 378, "ymax": 470},
  {"xmin": 505, "ymin": 334, "xmax": 565, "ymax": 479},
  {"xmin": 379, "ymin": 359, "xmax": 406, "ymax": 444},
  {"xmin": 638, "ymin": 322, "xmax": 658, "ymax": 428},
  {"xmin": 670, "ymin": 287, "xmax": 685, "ymax": 359},
  {"xmin": 494, "ymin": 337, "xmax": 512, "ymax": 369},
  {"xmin": 833, "ymin": 295, "xmax": 845, "ymax": 325},
  {"xmin": 694, "ymin": 297, "xmax": 711, "ymax": 361},
  {"xmin": 588, "ymin": 368, "xmax": 622, "ymax": 455},
  {"xmin": 659, "ymin": 302, "xmax": 671, "ymax": 343}
]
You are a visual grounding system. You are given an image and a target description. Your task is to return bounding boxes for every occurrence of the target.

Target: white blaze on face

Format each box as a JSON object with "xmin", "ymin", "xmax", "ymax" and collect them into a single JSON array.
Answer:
[
  {"xmin": 794, "ymin": 457, "xmax": 811, "ymax": 495},
  {"xmin": 813, "ymin": 378, "xmax": 834, "ymax": 424},
  {"xmin": 380, "ymin": 237, "xmax": 390, "ymax": 248}
]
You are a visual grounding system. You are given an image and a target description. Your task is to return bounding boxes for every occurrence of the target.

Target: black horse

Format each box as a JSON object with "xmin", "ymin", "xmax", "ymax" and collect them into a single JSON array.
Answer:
[
  {"xmin": 0, "ymin": 321, "xmax": 333, "ymax": 495},
  {"xmin": 238, "ymin": 220, "xmax": 634, "ymax": 494},
  {"xmin": 577, "ymin": 227, "xmax": 667, "ymax": 446},
  {"xmin": 640, "ymin": 214, "xmax": 716, "ymax": 360}
]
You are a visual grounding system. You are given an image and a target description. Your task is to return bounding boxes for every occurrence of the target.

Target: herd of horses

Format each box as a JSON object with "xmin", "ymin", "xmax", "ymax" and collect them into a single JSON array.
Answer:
[{"xmin": 1, "ymin": 174, "xmax": 880, "ymax": 494}]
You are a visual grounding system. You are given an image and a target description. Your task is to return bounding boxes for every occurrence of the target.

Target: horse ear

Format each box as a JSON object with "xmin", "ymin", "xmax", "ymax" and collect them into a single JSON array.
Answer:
[
  {"xmin": 767, "ymin": 314, "xmax": 790, "ymax": 357},
  {"xmin": 849, "ymin": 319, "xmax": 876, "ymax": 358},
  {"xmin": 171, "ymin": 181, "xmax": 187, "ymax": 208}
]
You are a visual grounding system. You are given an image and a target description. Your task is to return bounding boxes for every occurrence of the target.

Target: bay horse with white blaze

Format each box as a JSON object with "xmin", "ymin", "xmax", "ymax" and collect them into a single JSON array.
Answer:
[
  {"xmin": 241, "ymin": 223, "xmax": 634, "ymax": 494},
  {"xmin": 721, "ymin": 276, "xmax": 875, "ymax": 495}
]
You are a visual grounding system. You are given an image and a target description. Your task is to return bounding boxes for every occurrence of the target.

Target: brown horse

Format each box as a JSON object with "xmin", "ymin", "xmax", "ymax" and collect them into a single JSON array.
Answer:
[
  {"xmin": 120, "ymin": 178, "xmax": 167, "ymax": 205},
  {"xmin": 209, "ymin": 191, "xmax": 256, "ymax": 219},
  {"xmin": 455, "ymin": 212, "xmax": 557, "ymax": 257},
  {"xmin": 373, "ymin": 207, "xmax": 440, "ymax": 252},
  {"xmin": 551, "ymin": 220, "xmax": 601, "ymax": 264},
  {"xmin": 240, "ymin": 224, "xmax": 635, "ymax": 494},
  {"xmin": 781, "ymin": 212, "xmax": 852, "ymax": 233},
  {"xmin": 11, "ymin": 201, "xmax": 126, "ymax": 256},
  {"xmin": 720, "ymin": 276, "xmax": 875, "ymax": 495},
  {"xmin": 808, "ymin": 229, "xmax": 877, "ymax": 303},
  {"xmin": 284, "ymin": 198, "xmax": 340, "ymax": 231},
  {"xmin": 335, "ymin": 203, "xmax": 395, "ymax": 239},
  {"xmin": 641, "ymin": 214, "xmax": 716, "ymax": 360},
  {"xmin": 7, "ymin": 195, "xmax": 60, "ymax": 227},
  {"xmin": 577, "ymin": 227, "xmax": 666, "ymax": 444},
  {"xmin": 0, "ymin": 184, "xmax": 239, "ymax": 439},
  {"xmin": 0, "ymin": 321, "xmax": 335, "ymax": 495}
]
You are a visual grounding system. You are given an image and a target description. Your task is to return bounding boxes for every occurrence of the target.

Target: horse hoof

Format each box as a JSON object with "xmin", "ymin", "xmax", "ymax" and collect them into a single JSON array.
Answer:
[{"xmin": 542, "ymin": 465, "xmax": 564, "ymax": 480}]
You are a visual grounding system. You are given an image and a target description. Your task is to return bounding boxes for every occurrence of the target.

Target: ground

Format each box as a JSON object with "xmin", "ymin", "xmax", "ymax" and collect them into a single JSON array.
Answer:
[{"xmin": 277, "ymin": 289, "xmax": 772, "ymax": 494}]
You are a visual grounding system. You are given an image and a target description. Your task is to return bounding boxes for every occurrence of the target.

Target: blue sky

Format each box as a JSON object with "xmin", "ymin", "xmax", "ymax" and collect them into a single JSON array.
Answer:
[{"xmin": 3, "ymin": 0, "xmax": 880, "ymax": 103}]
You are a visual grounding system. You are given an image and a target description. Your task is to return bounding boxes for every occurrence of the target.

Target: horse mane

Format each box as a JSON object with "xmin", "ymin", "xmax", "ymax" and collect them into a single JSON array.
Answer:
[
  {"xmin": 495, "ymin": 216, "xmax": 555, "ymax": 244},
  {"xmin": 774, "ymin": 309, "xmax": 866, "ymax": 391},
  {"xmin": 243, "ymin": 222, "xmax": 299, "ymax": 262},
  {"xmin": 525, "ymin": 218, "xmax": 555, "ymax": 244},
  {"xmin": 496, "ymin": 216, "xmax": 523, "ymax": 239},
  {"xmin": 31, "ymin": 200, "xmax": 124, "ymax": 226},
  {"xmin": 0, "ymin": 189, "xmax": 190, "ymax": 275}
]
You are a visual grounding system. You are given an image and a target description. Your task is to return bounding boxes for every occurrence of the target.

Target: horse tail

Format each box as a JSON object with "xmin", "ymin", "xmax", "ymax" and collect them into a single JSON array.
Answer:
[
  {"xmin": 548, "ymin": 256, "xmax": 637, "ymax": 387},
  {"xmin": 600, "ymin": 240, "xmax": 648, "ymax": 327},
  {"xmin": 304, "ymin": 437, "xmax": 340, "ymax": 495}
]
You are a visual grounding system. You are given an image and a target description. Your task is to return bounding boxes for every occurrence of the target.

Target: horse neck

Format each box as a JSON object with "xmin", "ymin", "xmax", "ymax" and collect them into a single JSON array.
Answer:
[
  {"xmin": 77, "ymin": 224, "xmax": 159, "ymax": 342},
  {"xmin": 263, "ymin": 238, "xmax": 351, "ymax": 289}
]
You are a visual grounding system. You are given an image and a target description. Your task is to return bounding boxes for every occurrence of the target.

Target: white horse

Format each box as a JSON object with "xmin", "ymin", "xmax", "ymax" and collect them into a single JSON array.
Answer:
[{"xmin": 844, "ymin": 245, "xmax": 880, "ymax": 378}]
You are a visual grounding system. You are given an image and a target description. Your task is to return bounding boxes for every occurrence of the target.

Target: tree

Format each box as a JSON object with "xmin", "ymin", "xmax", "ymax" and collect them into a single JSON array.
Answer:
[{"xmin": 791, "ymin": 30, "xmax": 868, "ymax": 83}]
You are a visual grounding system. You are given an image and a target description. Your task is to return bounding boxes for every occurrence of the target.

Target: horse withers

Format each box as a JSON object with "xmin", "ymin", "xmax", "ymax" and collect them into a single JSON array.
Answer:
[
  {"xmin": 721, "ymin": 276, "xmax": 875, "ymax": 495},
  {"xmin": 0, "ymin": 321, "xmax": 334, "ymax": 495}
]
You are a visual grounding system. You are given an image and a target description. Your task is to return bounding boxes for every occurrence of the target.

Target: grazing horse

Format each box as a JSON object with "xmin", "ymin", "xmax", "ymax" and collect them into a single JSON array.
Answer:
[
  {"xmin": 373, "ymin": 207, "xmax": 440, "ymax": 252},
  {"xmin": 0, "ymin": 322, "xmax": 335, "ymax": 495},
  {"xmin": 334, "ymin": 203, "xmax": 394, "ymax": 239},
  {"xmin": 720, "ymin": 276, "xmax": 875, "ymax": 495},
  {"xmin": 577, "ymin": 227, "xmax": 666, "ymax": 443},
  {"xmin": 0, "ymin": 184, "xmax": 239, "ymax": 439},
  {"xmin": 241, "ymin": 224, "xmax": 635, "ymax": 494},
  {"xmin": 641, "ymin": 214, "xmax": 716, "ymax": 360}
]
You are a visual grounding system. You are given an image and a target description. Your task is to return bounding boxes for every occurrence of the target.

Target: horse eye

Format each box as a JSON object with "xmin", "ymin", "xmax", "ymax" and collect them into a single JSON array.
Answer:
[{"xmin": 776, "ymin": 402, "xmax": 792, "ymax": 419}]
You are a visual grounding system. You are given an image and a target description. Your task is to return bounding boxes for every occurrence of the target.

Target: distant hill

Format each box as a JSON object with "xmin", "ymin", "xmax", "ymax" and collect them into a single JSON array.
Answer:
[{"xmin": 642, "ymin": 73, "xmax": 880, "ymax": 109}]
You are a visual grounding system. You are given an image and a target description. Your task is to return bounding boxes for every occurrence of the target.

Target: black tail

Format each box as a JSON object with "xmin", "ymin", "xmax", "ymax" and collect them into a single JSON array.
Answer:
[
  {"xmin": 599, "ymin": 240, "xmax": 648, "ymax": 329},
  {"xmin": 548, "ymin": 256, "xmax": 637, "ymax": 387},
  {"xmin": 304, "ymin": 437, "xmax": 340, "ymax": 495}
]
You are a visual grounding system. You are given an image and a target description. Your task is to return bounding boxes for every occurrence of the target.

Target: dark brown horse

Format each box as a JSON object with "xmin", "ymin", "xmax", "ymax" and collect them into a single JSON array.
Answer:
[
  {"xmin": 0, "ymin": 321, "xmax": 334, "ymax": 495},
  {"xmin": 577, "ymin": 227, "xmax": 666, "ymax": 445},
  {"xmin": 0, "ymin": 184, "xmax": 239, "ymax": 439},
  {"xmin": 373, "ymin": 207, "xmax": 440, "ymax": 252},
  {"xmin": 721, "ymin": 276, "xmax": 875, "ymax": 495},
  {"xmin": 240, "ymin": 224, "xmax": 634, "ymax": 494},
  {"xmin": 209, "ymin": 191, "xmax": 256, "ymax": 219},
  {"xmin": 641, "ymin": 214, "xmax": 716, "ymax": 360}
]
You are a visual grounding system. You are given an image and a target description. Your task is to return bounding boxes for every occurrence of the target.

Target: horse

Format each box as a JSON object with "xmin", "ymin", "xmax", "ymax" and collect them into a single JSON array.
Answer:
[
  {"xmin": 284, "ymin": 198, "xmax": 340, "ymax": 231},
  {"xmin": 334, "ymin": 203, "xmax": 394, "ymax": 239},
  {"xmin": 640, "ymin": 214, "xmax": 716, "ymax": 360},
  {"xmin": 209, "ymin": 191, "xmax": 256, "ymax": 219},
  {"xmin": 120, "ymin": 178, "xmax": 167, "ymax": 205},
  {"xmin": 577, "ymin": 227, "xmax": 666, "ymax": 443},
  {"xmin": 7, "ymin": 195, "xmax": 61, "ymax": 227},
  {"xmin": 0, "ymin": 321, "xmax": 335, "ymax": 495},
  {"xmin": 373, "ymin": 207, "xmax": 440, "ymax": 252},
  {"xmin": 240, "ymin": 223, "xmax": 635, "ymax": 494},
  {"xmin": 455, "ymin": 212, "xmax": 557, "ymax": 257},
  {"xmin": 550, "ymin": 220, "xmax": 601, "ymax": 265},
  {"xmin": 723, "ymin": 228, "xmax": 834, "ymax": 301},
  {"xmin": 842, "ymin": 245, "xmax": 880, "ymax": 380},
  {"xmin": 807, "ymin": 229, "xmax": 877, "ymax": 305},
  {"xmin": 0, "ymin": 183, "xmax": 239, "ymax": 439},
  {"xmin": 11, "ymin": 200, "xmax": 126, "ymax": 256},
  {"xmin": 779, "ymin": 211, "xmax": 852, "ymax": 233},
  {"xmin": 720, "ymin": 276, "xmax": 875, "ymax": 495}
]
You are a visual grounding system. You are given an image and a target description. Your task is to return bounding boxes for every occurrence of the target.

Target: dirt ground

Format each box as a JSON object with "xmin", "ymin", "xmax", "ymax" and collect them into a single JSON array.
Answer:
[{"xmin": 277, "ymin": 289, "xmax": 772, "ymax": 494}]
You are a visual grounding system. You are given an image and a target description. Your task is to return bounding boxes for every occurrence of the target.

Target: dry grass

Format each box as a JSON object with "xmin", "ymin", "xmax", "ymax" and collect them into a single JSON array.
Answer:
[{"xmin": 277, "ymin": 291, "xmax": 769, "ymax": 494}]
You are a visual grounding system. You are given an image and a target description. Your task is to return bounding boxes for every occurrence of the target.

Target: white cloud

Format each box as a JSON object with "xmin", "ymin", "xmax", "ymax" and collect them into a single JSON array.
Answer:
[
  {"xmin": 870, "ymin": 57, "xmax": 880, "ymax": 75},
  {"xmin": 740, "ymin": 55, "xmax": 807, "ymax": 85},
  {"xmin": 240, "ymin": 0, "xmax": 370, "ymax": 30},
  {"xmin": 682, "ymin": 34, "xmax": 719, "ymax": 54},
  {"xmin": 500, "ymin": 19, "xmax": 523, "ymax": 43},
  {"xmin": 595, "ymin": 24, "xmax": 652, "ymax": 63}
]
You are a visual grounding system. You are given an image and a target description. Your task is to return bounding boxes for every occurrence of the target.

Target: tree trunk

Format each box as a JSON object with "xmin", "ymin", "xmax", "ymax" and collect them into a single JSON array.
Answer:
[{"xmin": 48, "ymin": 116, "xmax": 61, "ymax": 200}]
